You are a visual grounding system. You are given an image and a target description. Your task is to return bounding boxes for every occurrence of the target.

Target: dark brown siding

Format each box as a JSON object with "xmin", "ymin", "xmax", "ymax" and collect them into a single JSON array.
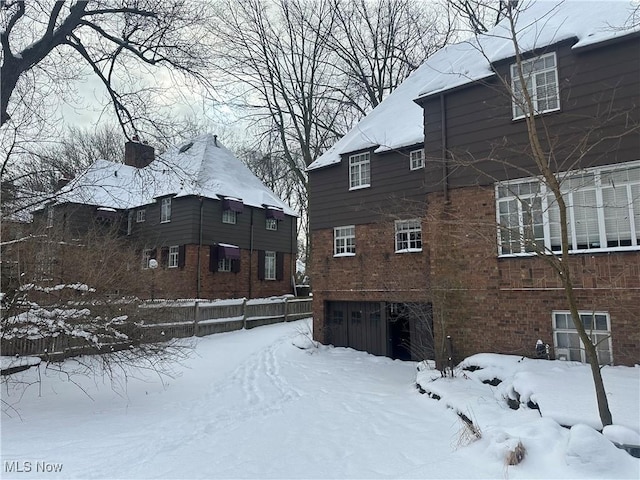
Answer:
[
  {"xmin": 309, "ymin": 147, "xmax": 427, "ymax": 230},
  {"xmin": 131, "ymin": 196, "xmax": 296, "ymax": 254},
  {"xmin": 421, "ymin": 38, "xmax": 640, "ymax": 189}
]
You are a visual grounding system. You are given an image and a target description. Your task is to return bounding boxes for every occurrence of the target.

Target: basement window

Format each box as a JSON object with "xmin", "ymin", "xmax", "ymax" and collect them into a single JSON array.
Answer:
[{"xmin": 552, "ymin": 311, "xmax": 612, "ymax": 365}]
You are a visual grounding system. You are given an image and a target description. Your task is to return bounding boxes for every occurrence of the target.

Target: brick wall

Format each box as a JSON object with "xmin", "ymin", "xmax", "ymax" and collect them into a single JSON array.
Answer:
[
  {"xmin": 311, "ymin": 185, "xmax": 639, "ymax": 365},
  {"xmin": 143, "ymin": 245, "xmax": 294, "ymax": 300},
  {"xmin": 311, "ymin": 221, "xmax": 430, "ymax": 344}
]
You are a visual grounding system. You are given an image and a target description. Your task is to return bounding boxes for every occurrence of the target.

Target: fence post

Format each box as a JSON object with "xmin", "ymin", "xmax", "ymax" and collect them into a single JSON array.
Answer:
[
  {"xmin": 194, "ymin": 301, "xmax": 200, "ymax": 337},
  {"xmin": 242, "ymin": 298, "xmax": 248, "ymax": 329},
  {"xmin": 284, "ymin": 297, "xmax": 289, "ymax": 322}
]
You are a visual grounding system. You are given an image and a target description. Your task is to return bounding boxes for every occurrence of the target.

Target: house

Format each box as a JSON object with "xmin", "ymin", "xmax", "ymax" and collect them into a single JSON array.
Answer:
[
  {"xmin": 34, "ymin": 133, "xmax": 298, "ymax": 300},
  {"xmin": 308, "ymin": 1, "xmax": 640, "ymax": 366}
]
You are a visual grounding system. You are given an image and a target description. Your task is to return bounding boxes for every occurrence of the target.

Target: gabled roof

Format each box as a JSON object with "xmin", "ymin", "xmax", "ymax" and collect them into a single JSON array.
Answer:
[
  {"xmin": 55, "ymin": 134, "xmax": 297, "ymax": 216},
  {"xmin": 307, "ymin": 0, "xmax": 639, "ymax": 171}
]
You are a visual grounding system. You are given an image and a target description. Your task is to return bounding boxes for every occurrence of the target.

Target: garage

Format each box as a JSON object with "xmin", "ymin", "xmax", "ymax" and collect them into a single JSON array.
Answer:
[{"xmin": 324, "ymin": 301, "xmax": 433, "ymax": 360}]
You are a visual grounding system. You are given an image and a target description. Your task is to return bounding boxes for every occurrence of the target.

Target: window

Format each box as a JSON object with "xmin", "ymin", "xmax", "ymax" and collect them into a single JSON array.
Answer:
[
  {"xmin": 334, "ymin": 226, "xmax": 356, "ymax": 256},
  {"xmin": 218, "ymin": 258, "xmax": 232, "ymax": 272},
  {"xmin": 349, "ymin": 152, "xmax": 370, "ymax": 190},
  {"xmin": 395, "ymin": 219, "xmax": 422, "ymax": 252},
  {"xmin": 511, "ymin": 52, "xmax": 559, "ymax": 119},
  {"xmin": 264, "ymin": 251, "xmax": 277, "ymax": 280},
  {"xmin": 222, "ymin": 209, "xmax": 237, "ymax": 224},
  {"xmin": 160, "ymin": 198, "xmax": 171, "ymax": 223},
  {"xmin": 168, "ymin": 246, "xmax": 179, "ymax": 268},
  {"xmin": 496, "ymin": 162, "xmax": 640, "ymax": 255},
  {"xmin": 266, "ymin": 218, "xmax": 278, "ymax": 231},
  {"xmin": 410, "ymin": 149, "xmax": 424, "ymax": 170},
  {"xmin": 553, "ymin": 311, "xmax": 612, "ymax": 365},
  {"xmin": 136, "ymin": 209, "xmax": 146, "ymax": 223}
]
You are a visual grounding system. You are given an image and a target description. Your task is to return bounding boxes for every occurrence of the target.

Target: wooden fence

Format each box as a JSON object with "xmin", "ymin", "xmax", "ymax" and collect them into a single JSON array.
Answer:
[{"xmin": 1, "ymin": 296, "xmax": 313, "ymax": 360}]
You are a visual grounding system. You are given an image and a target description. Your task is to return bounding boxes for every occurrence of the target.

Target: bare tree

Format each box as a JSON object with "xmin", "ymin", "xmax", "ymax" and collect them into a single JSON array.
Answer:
[
  {"xmin": 328, "ymin": 0, "xmax": 454, "ymax": 115},
  {"xmin": 447, "ymin": 0, "xmax": 512, "ymax": 34},
  {"xmin": 442, "ymin": 2, "xmax": 640, "ymax": 427},
  {"xmin": 0, "ymin": 1, "xmax": 214, "ymax": 136},
  {"xmin": 211, "ymin": 0, "xmax": 455, "ymax": 263}
]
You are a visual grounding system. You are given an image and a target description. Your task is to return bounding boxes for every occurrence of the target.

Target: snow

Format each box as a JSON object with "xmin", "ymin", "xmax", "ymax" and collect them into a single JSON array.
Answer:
[
  {"xmin": 307, "ymin": 0, "xmax": 639, "ymax": 171},
  {"xmin": 2, "ymin": 320, "xmax": 638, "ymax": 479},
  {"xmin": 1, "ymin": 356, "xmax": 41, "ymax": 371},
  {"xmin": 54, "ymin": 134, "xmax": 296, "ymax": 216}
]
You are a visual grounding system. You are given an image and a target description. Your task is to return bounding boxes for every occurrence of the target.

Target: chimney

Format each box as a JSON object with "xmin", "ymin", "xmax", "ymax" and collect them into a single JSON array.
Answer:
[
  {"xmin": 124, "ymin": 137, "xmax": 155, "ymax": 168},
  {"xmin": 213, "ymin": 135, "xmax": 218, "ymax": 147}
]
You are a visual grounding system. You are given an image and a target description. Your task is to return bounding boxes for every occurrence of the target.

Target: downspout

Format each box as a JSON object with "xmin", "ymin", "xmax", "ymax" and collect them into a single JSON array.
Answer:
[
  {"xmin": 197, "ymin": 197, "xmax": 203, "ymax": 298},
  {"xmin": 440, "ymin": 93, "xmax": 449, "ymax": 203},
  {"xmin": 290, "ymin": 213, "xmax": 295, "ymax": 295},
  {"xmin": 249, "ymin": 208, "xmax": 254, "ymax": 298}
]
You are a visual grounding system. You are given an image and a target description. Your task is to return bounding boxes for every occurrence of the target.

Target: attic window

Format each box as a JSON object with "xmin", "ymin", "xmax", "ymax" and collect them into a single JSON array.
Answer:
[{"xmin": 179, "ymin": 142, "xmax": 194, "ymax": 153}]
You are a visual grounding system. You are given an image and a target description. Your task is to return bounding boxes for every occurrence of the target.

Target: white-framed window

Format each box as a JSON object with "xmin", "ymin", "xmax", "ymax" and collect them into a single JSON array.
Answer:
[
  {"xmin": 553, "ymin": 311, "xmax": 612, "ymax": 365},
  {"xmin": 142, "ymin": 249, "xmax": 154, "ymax": 269},
  {"xmin": 264, "ymin": 251, "xmax": 276, "ymax": 280},
  {"xmin": 511, "ymin": 52, "xmax": 560, "ymax": 119},
  {"xmin": 266, "ymin": 218, "xmax": 278, "ymax": 231},
  {"xmin": 136, "ymin": 209, "xmax": 146, "ymax": 223},
  {"xmin": 395, "ymin": 219, "xmax": 422, "ymax": 253},
  {"xmin": 222, "ymin": 209, "xmax": 237, "ymax": 224},
  {"xmin": 160, "ymin": 198, "xmax": 171, "ymax": 223},
  {"xmin": 334, "ymin": 226, "xmax": 356, "ymax": 256},
  {"xmin": 168, "ymin": 246, "xmax": 179, "ymax": 268},
  {"xmin": 410, "ymin": 149, "xmax": 424, "ymax": 170},
  {"xmin": 349, "ymin": 152, "xmax": 370, "ymax": 190},
  {"xmin": 218, "ymin": 258, "xmax": 232, "ymax": 272},
  {"xmin": 496, "ymin": 161, "xmax": 640, "ymax": 256}
]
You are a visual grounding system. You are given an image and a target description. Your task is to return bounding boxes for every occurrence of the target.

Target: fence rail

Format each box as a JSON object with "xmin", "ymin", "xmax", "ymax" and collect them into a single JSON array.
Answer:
[{"xmin": 1, "ymin": 297, "xmax": 313, "ymax": 361}]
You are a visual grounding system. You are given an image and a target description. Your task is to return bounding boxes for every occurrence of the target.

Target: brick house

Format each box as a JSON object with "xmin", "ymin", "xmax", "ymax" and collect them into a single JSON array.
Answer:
[
  {"xmin": 33, "ymin": 133, "xmax": 297, "ymax": 300},
  {"xmin": 308, "ymin": 2, "xmax": 639, "ymax": 365}
]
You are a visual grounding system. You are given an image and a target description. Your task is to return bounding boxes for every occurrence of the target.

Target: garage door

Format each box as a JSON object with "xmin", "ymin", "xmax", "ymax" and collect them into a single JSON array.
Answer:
[{"xmin": 325, "ymin": 301, "xmax": 387, "ymax": 356}]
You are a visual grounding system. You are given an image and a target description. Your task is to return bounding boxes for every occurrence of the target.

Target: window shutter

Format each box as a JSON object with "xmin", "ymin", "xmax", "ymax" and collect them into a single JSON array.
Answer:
[
  {"xmin": 258, "ymin": 250, "xmax": 265, "ymax": 280},
  {"xmin": 276, "ymin": 252, "xmax": 284, "ymax": 280},
  {"xmin": 231, "ymin": 259, "xmax": 241, "ymax": 273},
  {"xmin": 209, "ymin": 245, "xmax": 218, "ymax": 272},
  {"xmin": 178, "ymin": 245, "xmax": 186, "ymax": 268},
  {"xmin": 160, "ymin": 247, "xmax": 169, "ymax": 267}
]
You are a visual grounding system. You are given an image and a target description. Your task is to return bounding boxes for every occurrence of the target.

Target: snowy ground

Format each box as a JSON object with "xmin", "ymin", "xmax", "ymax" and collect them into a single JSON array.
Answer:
[{"xmin": 2, "ymin": 319, "xmax": 639, "ymax": 479}]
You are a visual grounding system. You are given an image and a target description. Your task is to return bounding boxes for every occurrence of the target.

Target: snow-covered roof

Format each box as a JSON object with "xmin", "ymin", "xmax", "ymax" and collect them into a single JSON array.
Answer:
[
  {"xmin": 307, "ymin": 0, "xmax": 639, "ymax": 171},
  {"xmin": 55, "ymin": 134, "xmax": 297, "ymax": 216}
]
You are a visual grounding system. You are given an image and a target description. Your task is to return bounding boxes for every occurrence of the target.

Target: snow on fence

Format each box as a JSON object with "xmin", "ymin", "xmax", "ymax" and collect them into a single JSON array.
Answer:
[
  {"xmin": 139, "ymin": 296, "xmax": 312, "ymax": 341},
  {"xmin": 1, "ymin": 297, "xmax": 312, "ymax": 359}
]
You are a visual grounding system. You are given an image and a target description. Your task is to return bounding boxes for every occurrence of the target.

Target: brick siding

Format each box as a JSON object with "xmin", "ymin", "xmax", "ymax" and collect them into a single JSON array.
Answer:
[{"xmin": 311, "ymin": 185, "xmax": 640, "ymax": 365}]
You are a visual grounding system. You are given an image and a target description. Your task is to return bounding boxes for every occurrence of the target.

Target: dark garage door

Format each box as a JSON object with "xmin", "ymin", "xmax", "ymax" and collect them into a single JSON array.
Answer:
[{"xmin": 325, "ymin": 301, "xmax": 386, "ymax": 356}]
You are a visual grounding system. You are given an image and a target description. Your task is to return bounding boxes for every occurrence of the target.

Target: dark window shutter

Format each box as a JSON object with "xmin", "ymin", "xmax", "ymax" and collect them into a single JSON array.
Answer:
[
  {"xmin": 258, "ymin": 250, "xmax": 265, "ymax": 280},
  {"xmin": 178, "ymin": 245, "xmax": 186, "ymax": 268},
  {"xmin": 150, "ymin": 248, "xmax": 157, "ymax": 259},
  {"xmin": 276, "ymin": 252, "xmax": 284, "ymax": 280},
  {"xmin": 231, "ymin": 258, "xmax": 241, "ymax": 273},
  {"xmin": 209, "ymin": 245, "xmax": 218, "ymax": 272},
  {"xmin": 160, "ymin": 247, "xmax": 169, "ymax": 267}
]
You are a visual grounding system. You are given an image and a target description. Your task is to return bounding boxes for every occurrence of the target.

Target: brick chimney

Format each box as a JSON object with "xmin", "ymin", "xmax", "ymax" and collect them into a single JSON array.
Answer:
[{"xmin": 124, "ymin": 136, "xmax": 155, "ymax": 168}]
